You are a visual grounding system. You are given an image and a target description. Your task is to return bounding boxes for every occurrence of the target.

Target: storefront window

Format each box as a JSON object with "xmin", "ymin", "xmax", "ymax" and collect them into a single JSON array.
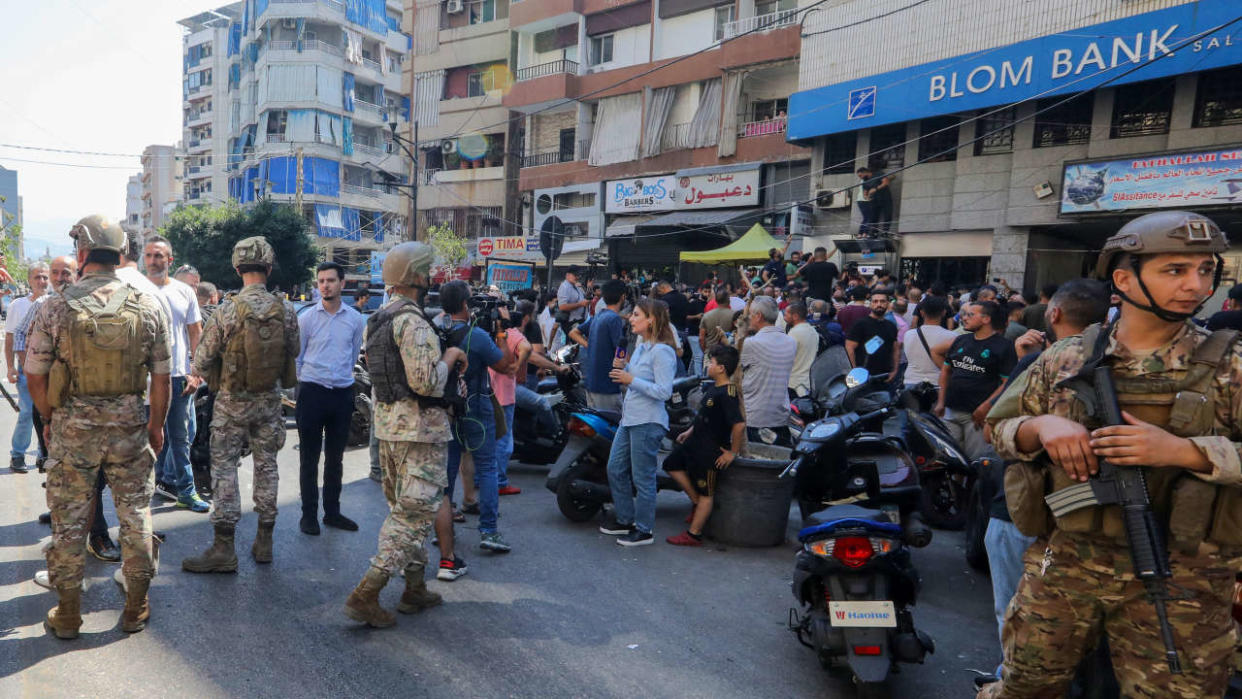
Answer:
[
  {"xmin": 868, "ymin": 123, "xmax": 906, "ymax": 171},
  {"xmin": 822, "ymin": 132, "xmax": 856, "ymax": 174},
  {"xmin": 1194, "ymin": 66, "xmax": 1242, "ymax": 128},
  {"xmin": 1033, "ymin": 94, "xmax": 1093, "ymax": 148},
  {"xmin": 918, "ymin": 116, "xmax": 959, "ymax": 163},
  {"xmin": 974, "ymin": 107, "xmax": 1015, "ymax": 156},
  {"xmin": 1111, "ymin": 78, "xmax": 1175, "ymax": 138}
]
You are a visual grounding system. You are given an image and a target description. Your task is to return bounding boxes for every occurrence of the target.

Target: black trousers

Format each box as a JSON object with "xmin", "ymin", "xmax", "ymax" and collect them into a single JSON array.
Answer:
[
  {"xmin": 30, "ymin": 410, "xmax": 47, "ymax": 460},
  {"xmin": 296, "ymin": 382, "xmax": 354, "ymax": 518},
  {"xmin": 90, "ymin": 469, "xmax": 109, "ymax": 539}
]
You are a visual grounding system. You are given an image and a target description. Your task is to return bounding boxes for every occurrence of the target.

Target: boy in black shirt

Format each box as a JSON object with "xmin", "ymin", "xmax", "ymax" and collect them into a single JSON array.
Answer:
[{"xmin": 664, "ymin": 345, "xmax": 746, "ymax": 547}]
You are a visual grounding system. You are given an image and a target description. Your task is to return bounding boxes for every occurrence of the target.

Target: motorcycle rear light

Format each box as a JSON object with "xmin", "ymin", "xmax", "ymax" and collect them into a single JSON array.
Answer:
[
  {"xmin": 807, "ymin": 540, "xmax": 834, "ymax": 557},
  {"xmin": 914, "ymin": 455, "xmax": 926, "ymax": 465},
  {"xmin": 870, "ymin": 537, "xmax": 893, "ymax": 554},
  {"xmin": 853, "ymin": 645, "xmax": 883, "ymax": 656},
  {"xmin": 832, "ymin": 536, "xmax": 874, "ymax": 568},
  {"xmin": 568, "ymin": 418, "xmax": 596, "ymax": 439}
]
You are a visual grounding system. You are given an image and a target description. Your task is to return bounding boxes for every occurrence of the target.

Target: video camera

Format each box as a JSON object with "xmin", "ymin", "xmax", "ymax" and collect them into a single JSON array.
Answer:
[{"xmin": 468, "ymin": 294, "xmax": 514, "ymax": 336}]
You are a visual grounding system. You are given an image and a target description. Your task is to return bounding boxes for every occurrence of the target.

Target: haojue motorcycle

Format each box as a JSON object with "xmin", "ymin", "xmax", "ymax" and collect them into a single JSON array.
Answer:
[{"xmin": 783, "ymin": 368, "xmax": 935, "ymax": 698}]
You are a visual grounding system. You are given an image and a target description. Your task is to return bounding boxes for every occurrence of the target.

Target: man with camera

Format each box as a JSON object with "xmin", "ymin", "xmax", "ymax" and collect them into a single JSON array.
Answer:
[{"xmin": 438, "ymin": 281, "xmax": 517, "ymax": 553}]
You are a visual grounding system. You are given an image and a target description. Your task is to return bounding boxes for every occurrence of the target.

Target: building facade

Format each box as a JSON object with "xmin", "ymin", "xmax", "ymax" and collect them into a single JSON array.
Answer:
[
  {"xmin": 788, "ymin": 0, "xmax": 1242, "ymax": 292},
  {"xmin": 0, "ymin": 166, "xmax": 22, "ymax": 260},
  {"xmin": 183, "ymin": 0, "xmax": 413, "ymax": 281},
  {"xmin": 179, "ymin": 4, "xmax": 242, "ymax": 207},
  {"xmin": 123, "ymin": 174, "xmax": 144, "ymax": 236},
  {"xmin": 140, "ymin": 145, "xmax": 184, "ymax": 239}
]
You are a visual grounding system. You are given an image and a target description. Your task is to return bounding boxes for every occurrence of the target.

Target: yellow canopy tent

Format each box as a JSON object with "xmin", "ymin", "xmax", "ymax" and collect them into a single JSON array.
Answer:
[{"xmin": 678, "ymin": 223, "xmax": 780, "ymax": 263}]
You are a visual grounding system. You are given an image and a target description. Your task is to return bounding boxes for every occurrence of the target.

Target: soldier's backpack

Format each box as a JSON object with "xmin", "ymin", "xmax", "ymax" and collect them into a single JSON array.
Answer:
[
  {"xmin": 50, "ymin": 284, "xmax": 147, "ymax": 406},
  {"xmin": 220, "ymin": 294, "xmax": 295, "ymax": 393}
]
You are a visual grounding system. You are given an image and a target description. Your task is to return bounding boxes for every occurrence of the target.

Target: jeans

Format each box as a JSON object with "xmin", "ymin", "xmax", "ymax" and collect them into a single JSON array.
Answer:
[
  {"xmin": 296, "ymin": 382, "xmax": 353, "ymax": 518},
  {"xmin": 447, "ymin": 399, "xmax": 500, "ymax": 533},
  {"xmin": 605, "ymin": 422, "xmax": 665, "ymax": 534},
  {"xmin": 157, "ymin": 376, "xmax": 198, "ymax": 497},
  {"xmin": 689, "ymin": 334, "xmax": 704, "ymax": 377},
  {"xmin": 984, "ymin": 517, "xmax": 1037, "ymax": 647},
  {"xmin": 11, "ymin": 372, "xmax": 32, "ymax": 458},
  {"xmin": 515, "ymin": 384, "xmax": 559, "ymax": 436},
  {"xmin": 496, "ymin": 403, "xmax": 515, "ymax": 487}
]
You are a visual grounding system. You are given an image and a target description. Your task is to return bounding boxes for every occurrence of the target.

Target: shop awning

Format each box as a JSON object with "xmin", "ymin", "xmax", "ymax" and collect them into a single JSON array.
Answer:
[
  {"xmin": 643, "ymin": 208, "xmax": 760, "ymax": 230},
  {"xmin": 679, "ymin": 223, "xmax": 782, "ymax": 263},
  {"xmin": 606, "ymin": 215, "xmax": 658, "ymax": 238}
]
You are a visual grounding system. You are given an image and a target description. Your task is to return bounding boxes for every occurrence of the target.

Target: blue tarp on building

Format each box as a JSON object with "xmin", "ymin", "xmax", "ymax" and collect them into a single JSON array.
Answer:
[
  {"xmin": 315, "ymin": 204, "xmax": 345, "ymax": 238},
  {"xmin": 255, "ymin": 0, "xmax": 270, "ymax": 18},
  {"xmin": 341, "ymin": 207, "xmax": 362, "ymax": 242},
  {"xmin": 342, "ymin": 117, "xmax": 354, "ymax": 156},
  {"xmin": 228, "ymin": 23, "xmax": 241, "ymax": 56},
  {"xmin": 343, "ymin": 73, "xmax": 355, "ymax": 112},
  {"xmin": 345, "ymin": 0, "xmax": 389, "ymax": 35}
]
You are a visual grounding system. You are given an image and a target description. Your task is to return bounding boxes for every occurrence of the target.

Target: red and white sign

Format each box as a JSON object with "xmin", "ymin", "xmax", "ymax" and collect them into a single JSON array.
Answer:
[
  {"xmin": 828, "ymin": 601, "xmax": 897, "ymax": 628},
  {"xmin": 478, "ymin": 238, "xmax": 494, "ymax": 256}
]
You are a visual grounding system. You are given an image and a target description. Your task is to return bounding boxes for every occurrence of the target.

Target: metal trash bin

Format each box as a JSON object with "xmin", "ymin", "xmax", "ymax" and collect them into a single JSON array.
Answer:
[{"xmin": 703, "ymin": 443, "xmax": 795, "ymax": 547}]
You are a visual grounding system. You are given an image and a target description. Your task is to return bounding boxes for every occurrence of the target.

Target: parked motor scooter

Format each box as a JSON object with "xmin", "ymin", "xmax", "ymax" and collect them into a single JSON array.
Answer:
[{"xmin": 512, "ymin": 345, "xmax": 587, "ymax": 466}]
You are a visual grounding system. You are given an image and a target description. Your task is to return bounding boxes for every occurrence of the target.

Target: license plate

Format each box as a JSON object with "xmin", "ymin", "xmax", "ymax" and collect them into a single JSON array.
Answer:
[{"xmin": 828, "ymin": 601, "xmax": 897, "ymax": 628}]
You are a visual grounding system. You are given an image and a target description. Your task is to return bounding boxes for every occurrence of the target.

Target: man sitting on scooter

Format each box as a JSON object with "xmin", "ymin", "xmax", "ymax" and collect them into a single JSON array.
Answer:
[{"xmin": 664, "ymin": 345, "xmax": 746, "ymax": 547}]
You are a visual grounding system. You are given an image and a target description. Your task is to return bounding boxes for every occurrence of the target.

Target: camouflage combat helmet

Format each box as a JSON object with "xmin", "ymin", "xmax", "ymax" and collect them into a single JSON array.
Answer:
[
  {"xmin": 232, "ymin": 236, "xmax": 275, "ymax": 268},
  {"xmin": 69, "ymin": 215, "xmax": 126, "ymax": 253},
  {"xmin": 1096, "ymin": 210, "xmax": 1228, "ymax": 322},
  {"xmin": 382, "ymin": 241, "xmax": 435, "ymax": 287}
]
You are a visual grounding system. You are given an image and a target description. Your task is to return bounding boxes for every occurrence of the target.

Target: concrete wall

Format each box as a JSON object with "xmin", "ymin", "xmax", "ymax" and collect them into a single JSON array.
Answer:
[{"xmin": 531, "ymin": 109, "xmax": 578, "ymax": 152}]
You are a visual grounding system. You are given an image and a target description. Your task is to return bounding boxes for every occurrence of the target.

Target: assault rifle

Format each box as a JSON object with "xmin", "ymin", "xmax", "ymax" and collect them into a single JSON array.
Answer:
[
  {"xmin": 1044, "ymin": 364, "xmax": 1182, "ymax": 674},
  {"xmin": 0, "ymin": 380, "xmax": 16, "ymax": 412}
]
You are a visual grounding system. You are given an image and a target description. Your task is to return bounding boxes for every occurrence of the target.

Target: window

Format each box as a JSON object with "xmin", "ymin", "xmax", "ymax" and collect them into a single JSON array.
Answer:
[
  {"xmin": 266, "ymin": 110, "xmax": 287, "ymax": 137},
  {"xmin": 917, "ymin": 116, "xmax": 959, "ymax": 162},
  {"xmin": 822, "ymin": 133, "xmax": 856, "ymax": 174},
  {"xmin": 201, "ymin": 43, "xmax": 212, "ymax": 58},
  {"xmin": 467, "ymin": 71, "xmax": 488, "ymax": 97},
  {"xmin": 714, "ymin": 5, "xmax": 736, "ymax": 42},
  {"xmin": 1194, "ymin": 66, "xmax": 1242, "ymax": 128},
  {"xmin": 1111, "ymin": 78, "xmax": 1175, "ymax": 138},
  {"xmin": 553, "ymin": 191, "xmax": 596, "ymax": 210},
  {"xmin": 869, "ymin": 123, "xmax": 907, "ymax": 171},
  {"xmin": 974, "ymin": 107, "xmax": 1015, "ymax": 156},
  {"xmin": 589, "ymin": 34, "xmax": 613, "ymax": 66},
  {"xmin": 1033, "ymin": 94, "xmax": 1093, "ymax": 148},
  {"xmin": 469, "ymin": 0, "xmax": 495, "ymax": 24},
  {"xmin": 750, "ymin": 98, "xmax": 788, "ymax": 122}
]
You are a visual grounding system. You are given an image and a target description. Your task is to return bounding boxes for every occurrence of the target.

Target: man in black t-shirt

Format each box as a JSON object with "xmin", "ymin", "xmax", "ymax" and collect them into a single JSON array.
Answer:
[
  {"xmin": 933, "ymin": 299, "xmax": 1015, "ymax": 460},
  {"xmin": 654, "ymin": 281, "xmax": 690, "ymax": 331},
  {"xmin": 664, "ymin": 345, "xmax": 745, "ymax": 547},
  {"xmin": 856, "ymin": 167, "xmax": 895, "ymax": 237},
  {"xmin": 1206, "ymin": 283, "xmax": 1242, "ymax": 331},
  {"xmin": 844, "ymin": 291, "xmax": 900, "ymax": 383},
  {"xmin": 791, "ymin": 245, "xmax": 839, "ymax": 302},
  {"xmin": 760, "ymin": 235, "xmax": 793, "ymax": 289}
]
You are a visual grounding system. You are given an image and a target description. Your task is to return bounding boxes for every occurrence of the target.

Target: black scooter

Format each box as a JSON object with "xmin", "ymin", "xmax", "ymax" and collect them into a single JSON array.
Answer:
[
  {"xmin": 784, "ymin": 368, "xmax": 935, "ymax": 697},
  {"xmin": 511, "ymin": 348, "xmax": 587, "ymax": 466}
]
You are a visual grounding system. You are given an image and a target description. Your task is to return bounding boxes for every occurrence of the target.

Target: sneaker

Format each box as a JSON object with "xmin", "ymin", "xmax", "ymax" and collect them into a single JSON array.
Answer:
[
  {"xmin": 666, "ymin": 531, "xmax": 703, "ymax": 547},
  {"xmin": 616, "ymin": 530, "xmax": 654, "ymax": 547},
  {"xmin": 323, "ymin": 513, "xmax": 359, "ymax": 531},
  {"xmin": 497, "ymin": 485, "xmax": 522, "ymax": 496},
  {"xmin": 176, "ymin": 493, "xmax": 210, "ymax": 513},
  {"xmin": 38, "ymin": 512, "xmax": 51, "ymax": 525},
  {"xmin": 461, "ymin": 501, "xmax": 480, "ymax": 515},
  {"xmin": 479, "ymin": 532, "xmax": 512, "ymax": 553},
  {"xmin": 11, "ymin": 455, "xmax": 29, "ymax": 473},
  {"xmin": 87, "ymin": 534, "xmax": 122, "ymax": 562},
  {"xmin": 154, "ymin": 481, "xmax": 178, "ymax": 501},
  {"xmin": 35, "ymin": 456, "xmax": 46, "ymax": 473},
  {"xmin": 437, "ymin": 556, "xmax": 469, "ymax": 581},
  {"xmin": 452, "ymin": 507, "xmax": 466, "ymax": 523},
  {"xmin": 34, "ymin": 570, "xmax": 52, "ymax": 590},
  {"xmin": 598, "ymin": 515, "xmax": 634, "ymax": 536}
]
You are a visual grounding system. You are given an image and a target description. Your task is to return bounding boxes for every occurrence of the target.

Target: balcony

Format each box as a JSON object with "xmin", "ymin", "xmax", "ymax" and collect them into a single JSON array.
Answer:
[
  {"xmin": 341, "ymin": 183, "xmax": 384, "ymax": 198},
  {"xmin": 520, "ymin": 140, "xmax": 589, "ymax": 167},
  {"xmin": 722, "ymin": 7, "xmax": 799, "ymax": 40},
  {"xmin": 354, "ymin": 137, "xmax": 391, "ymax": 158},
  {"xmin": 516, "ymin": 59, "xmax": 578, "ymax": 82},
  {"xmin": 660, "ymin": 122, "xmax": 694, "ymax": 152},
  {"xmin": 739, "ymin": 118, "xmax": 786, "ymax": 139},
  {"xmin": 354, "ymin": 100, "xmax": 388, "ymax": 123},
  {"xmin": 268, "ymin": 39, "xmax": 343, "ymax": 57}
]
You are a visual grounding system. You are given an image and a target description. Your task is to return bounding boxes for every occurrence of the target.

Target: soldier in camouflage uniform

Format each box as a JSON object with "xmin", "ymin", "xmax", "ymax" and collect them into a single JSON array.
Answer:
[
  {"xmin": 981, "ymin": 211, "xmax": 1242, "ymax": 698},
  {"xmin": 344, "ymin": 241, "xmax": 465, "ymax": 628},
  {"xmin": 25, "ymin": 214, "xmax": 171, "ymax": 639},
  {"xmin": 183, "ymin": 237, "xmax": 299, "ymax": 573}
]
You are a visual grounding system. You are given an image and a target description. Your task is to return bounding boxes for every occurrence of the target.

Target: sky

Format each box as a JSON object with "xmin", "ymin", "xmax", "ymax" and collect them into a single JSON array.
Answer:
[{"xmin": 0, "ymin": 0, "xmax": 223, "ymax": 259}]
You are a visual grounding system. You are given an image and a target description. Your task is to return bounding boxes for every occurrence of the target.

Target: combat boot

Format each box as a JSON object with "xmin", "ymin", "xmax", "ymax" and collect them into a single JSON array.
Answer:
[
  {"xmin": 181, "ymin": 524, "xmax": 239, "ymax": 573},
  {"xmin": 343, "ymin": 568, "xmax": 396, "ymax": 628},
  {"xmin": 45, "ymin": 585, "xmax": 82, "ymax": 640},
  {"xmin": 120, "ymin": 577, "xmax": 151, "ymax": 633},
  {"xmin": 252, "ymin": 521, "xmax": 274, "ymax": 564},
  {"xmin": 397, "ymin": 573, "xmax": 442, "ymax": 614}
]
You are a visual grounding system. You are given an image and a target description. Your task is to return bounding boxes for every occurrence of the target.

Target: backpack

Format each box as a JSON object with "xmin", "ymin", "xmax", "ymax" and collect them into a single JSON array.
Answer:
[
  {"xmin": 53, "ymin": 284, "xmax": 148, "ymax": 405},
  {"xmin": 221, "ymin": 294, "xmax": 294, "ymax": 393}
]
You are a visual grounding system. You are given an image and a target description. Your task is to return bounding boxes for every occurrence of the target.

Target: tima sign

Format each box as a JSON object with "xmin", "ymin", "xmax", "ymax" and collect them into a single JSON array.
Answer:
[{"xmin": 788, "ymin": 0, "xmax": 1242, "ymax": 141}]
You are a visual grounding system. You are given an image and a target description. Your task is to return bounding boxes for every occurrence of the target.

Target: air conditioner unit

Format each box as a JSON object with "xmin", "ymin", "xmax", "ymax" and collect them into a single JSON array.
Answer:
[
  {"xmin": 815, "ymin": 189, "xmax": 851, "ymax": 210},
  {"xmin": 281, "ymin": 18, "xmax": 297, "ymax": 29},
  {"xmin": 440, "ymin": 139, "xmax": 457, "ymax": 154},
  {"xmin": 445, "ymin": 0, "xmax": 464, "ymax": 13}
]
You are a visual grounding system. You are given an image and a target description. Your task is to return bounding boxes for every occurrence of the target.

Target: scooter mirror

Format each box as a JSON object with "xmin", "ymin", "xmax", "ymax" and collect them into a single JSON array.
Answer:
[{"xmin": 844, "ymin": 367, "xmax": 870, "ymax": 389}]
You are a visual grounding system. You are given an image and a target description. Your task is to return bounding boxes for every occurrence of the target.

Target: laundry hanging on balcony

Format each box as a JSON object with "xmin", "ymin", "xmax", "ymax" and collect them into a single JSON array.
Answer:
[
  {"xmin": 343, "ymin": 73, "xmax": 356, "ymax": 112},
  {"xmin": 344, "ymin": 28, "xmax": 364, "ymax": 65},
  {"xmin": 589, "ymin": 93, "xmax": 642, "ymax": 166}
]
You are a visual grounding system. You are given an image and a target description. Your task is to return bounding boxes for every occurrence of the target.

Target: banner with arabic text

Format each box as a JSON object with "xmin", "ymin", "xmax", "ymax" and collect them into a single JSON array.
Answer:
[
  {"xmin": 605, "ymin": 168, "xmax": 760, "ymax": 213},
  {"xmin": 1061, "ymin": 146, "xmax": 1242, "ymax": 214}
]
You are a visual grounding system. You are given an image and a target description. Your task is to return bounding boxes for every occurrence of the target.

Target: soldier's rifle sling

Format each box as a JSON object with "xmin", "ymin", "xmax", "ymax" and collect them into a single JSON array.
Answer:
[{"xmin": 0, "ymin": 380, "xmax": 18, "ymax": 412}]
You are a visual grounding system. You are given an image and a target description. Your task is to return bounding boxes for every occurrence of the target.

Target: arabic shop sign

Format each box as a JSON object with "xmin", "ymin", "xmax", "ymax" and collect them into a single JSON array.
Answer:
[
  {"xmin": 789, "ymin": 0, "xmax": 1242, "ymax": 141},
  {"xmin": 605, "ymin": 168, "xmax": 761, "ymax": 213},
  {"xmin": 1060, "ymin": 146, "xmax": 1242, "ymax": 215}
]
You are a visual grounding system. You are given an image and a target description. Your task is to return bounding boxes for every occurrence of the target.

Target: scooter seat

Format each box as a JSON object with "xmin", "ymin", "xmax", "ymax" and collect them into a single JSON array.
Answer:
[
  {"xmin": 592, "ymin": 410, "xmax": 622, "ymax": 425},
  {"xmin": 799, "ymin": 504, "xmax": 902, "ymax": 542},
  {"xmin": 807, "ymin": 504, "xmax": 887, "ymax": 525},
  {"xmin": 537, "ymin": 377, "xmax": 559, "ymax": 393},
  {"xmin": 672, "ymin": 376, "xmax": 700, "ymax": 393}
]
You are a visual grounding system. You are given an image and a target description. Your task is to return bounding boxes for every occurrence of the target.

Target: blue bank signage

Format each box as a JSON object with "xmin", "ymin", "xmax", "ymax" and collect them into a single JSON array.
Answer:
[
  {"xmin": 789, "ymin": 0, "xmax": 1242, "ymax": 141},
  {"xmin": 1061, "ymin": 146, "xmax": 1242, "ymax": 214}
]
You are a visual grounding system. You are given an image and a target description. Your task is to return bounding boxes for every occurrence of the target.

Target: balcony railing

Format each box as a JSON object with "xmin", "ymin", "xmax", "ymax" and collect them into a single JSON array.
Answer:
[
  {"xmin": 269, "ymin": 0, "xmax": 345, "ymax": 13},
  {"xmin": 515, "ymin": 59, "xmax": 579, "ymax": 82},
  {"xmin": 722, "ymin": 7, "xmax": 800, "ymax": 39},
  {"xmin": 342, "ymin": 183, "xmax": 383, "ymax": 198},
  {"xmin": 361, "ymin": 57, "xmax": 382, "ymax": 73},
  {"xmin": 354, "ymin": 138, "xmax": 391, "ymax": 157},
  {"xmin": 739, "ymin": 118, "xmax": 786, "ymax": 138},
  {"xmin": 661, "ymin": 122, "xmax": 694, "ymax": 152},
  {"xmin": 421, "ymin": 168, "xmax": 441, "ymax": 185},
  {"xmin": 355, "ymin": 100, "xmax": 387, "ymax": 120},
  {"xmin": 268, "ymin": 39, "xmax": 344, "ymax": 56},
  {"xmin": 188, "ymin": 138, "xmax": 202, "ymax": 148},
  {"xmin": 520, "ymin": 140, "xmax": 589, "ymax": 167}
]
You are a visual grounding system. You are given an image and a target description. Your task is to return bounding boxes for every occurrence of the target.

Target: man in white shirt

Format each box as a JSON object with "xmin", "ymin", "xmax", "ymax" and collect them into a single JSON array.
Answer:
[
  {"xmin": 5, "ymin": 263, "xmax": 48, "ymax": 472},
  {"xmin": 784, "ymin": 302, "xmax": 819, "ymax": 398},
  {"xmin": 901, "ymin": 295, "xmax": 956, "ymax": 388},
  {"xmin": 740, "ymin": 297, "xmax": 797, "ymax": 446},
  {"xmin": 144, "ymin": 235, "xmax": 208, "ymax": 512}
]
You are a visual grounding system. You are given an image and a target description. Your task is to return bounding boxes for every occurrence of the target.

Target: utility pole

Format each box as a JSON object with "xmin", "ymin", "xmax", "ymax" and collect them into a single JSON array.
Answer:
[
  {"xmin": 295, "ymin": 147, "xmax": 304, "ymax": 212},
  {"xmin": 411, "ymin": 120, "xmax": 419, "ymax": 242}
]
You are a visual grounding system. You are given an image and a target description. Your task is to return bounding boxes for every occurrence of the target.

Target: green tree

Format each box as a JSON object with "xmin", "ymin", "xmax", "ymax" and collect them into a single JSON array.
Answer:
[
  {"xmin": 0, "ymin": 224, "xmax": 29, "ymax": 284},
  {"xmin": 162, "ymin": 200, "xmax": 319, "ymax": 290},
  {"xmin": 427, "ymin": 222, "xmax": 467, "ymax": 281}
]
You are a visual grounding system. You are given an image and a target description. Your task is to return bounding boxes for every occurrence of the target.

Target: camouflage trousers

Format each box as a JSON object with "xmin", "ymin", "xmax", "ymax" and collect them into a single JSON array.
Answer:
[
  {"xmin": 209, "ymin": 392, "xmax": 285, "ymax": 527},
  {"xmin": 45, "ymin": 419, "xmax": 155, "ymax": 589},
  {"xmin": 990, "ymin": 529, "xmax": 1237, "ymax": 699},
  {"xmin": 369, "ymin": 440, "xmax": 447, "ymax": 578}
]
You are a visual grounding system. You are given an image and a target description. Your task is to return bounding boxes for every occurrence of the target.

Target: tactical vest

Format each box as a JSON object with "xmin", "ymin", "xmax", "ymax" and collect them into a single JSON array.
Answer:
[
  {"xmin": 1044, "ymin": 324, "xmax": 1242, "ymax": 550},
  {"xmin": 50, "ymin": 284, "xmax": 147, "ymax": 406},
  {"xmin": 365, "ymin": 298, "xmax": 466, "ymax": 415},
  {"xmin": 220, "ymin": 294, "xmax": 295, "ymax": 393}
]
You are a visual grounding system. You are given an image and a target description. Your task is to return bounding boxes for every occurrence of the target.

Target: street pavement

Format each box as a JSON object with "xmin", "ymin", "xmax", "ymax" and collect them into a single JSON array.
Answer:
[{"xmin": 0, "ymin": 405, "xmax": 999, "ymax": 698}]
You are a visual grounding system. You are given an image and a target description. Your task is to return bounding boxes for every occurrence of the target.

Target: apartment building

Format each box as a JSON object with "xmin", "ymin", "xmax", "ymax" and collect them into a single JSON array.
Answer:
[
  {"xmin": 140, "ymin": 145, "xmax": 184, "ymax": 239},
  {"xmin": 180, "ymin": 5, "xmax": 243, "ymax": 206},
  {"xmin": 0, "ymin": 166, "xmax": 21, "ymax": 259},
  {"xmin": 405, "ymin": 0, "xmax": 520, "ymax": 248},
  {"xmin": 788, "ymin": 0, "xmax": 1242, "ymax": 292},
  {"xmin": 123, "ymin": 174, "xmax": 144, "ymax": 236},
  {"xmin": 502, "ymin": 0, "xmax": 812, "ymax": 275},
  {"xmin": 183, "ymin": 0, "xmax": 412, "ymax": 280}
]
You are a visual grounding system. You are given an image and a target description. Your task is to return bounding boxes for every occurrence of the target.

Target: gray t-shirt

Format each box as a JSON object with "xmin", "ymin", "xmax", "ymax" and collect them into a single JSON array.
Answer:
[{"xmin": 557, "ymin": 279, "xmax": 586, "ymax": 322}]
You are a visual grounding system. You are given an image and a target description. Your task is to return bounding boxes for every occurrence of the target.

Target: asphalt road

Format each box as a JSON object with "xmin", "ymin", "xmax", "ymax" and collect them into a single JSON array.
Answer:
[{"xmin": 0, "ymin": 405, "xmax": 998, "ymax": 698}]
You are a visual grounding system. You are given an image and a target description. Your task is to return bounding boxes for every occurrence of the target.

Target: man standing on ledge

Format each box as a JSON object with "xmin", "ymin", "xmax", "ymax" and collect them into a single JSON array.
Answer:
[{"xmin": 297, "ymin": 261, "xmax": 366, "ymax": 535}]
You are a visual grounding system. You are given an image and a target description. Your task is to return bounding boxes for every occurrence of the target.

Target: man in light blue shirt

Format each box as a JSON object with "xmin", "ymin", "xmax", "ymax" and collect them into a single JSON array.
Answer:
[{"xmin": 296, "ymin": 262, "xmax": 366, "ymax": 535}]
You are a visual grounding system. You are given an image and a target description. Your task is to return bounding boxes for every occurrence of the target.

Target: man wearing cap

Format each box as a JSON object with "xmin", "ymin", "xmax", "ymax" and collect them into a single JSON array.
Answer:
[
  {"xmin": 182, "ymin": 237, "xmax": 300, "ymax": 573},
  {"xmin": 981, "ymin": 211, "xmax": 1242, "ymax": 698},
  {"xmin": 344, "ymin": 242, "xmax": 466, "ymax": 628},
  {"xmin": 557, "ymin": 266, "xmax": 589, "ymax": 331},
  {"xmin": 26, "ymin": 215, "xmax": 171, "ymax": 638}
]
